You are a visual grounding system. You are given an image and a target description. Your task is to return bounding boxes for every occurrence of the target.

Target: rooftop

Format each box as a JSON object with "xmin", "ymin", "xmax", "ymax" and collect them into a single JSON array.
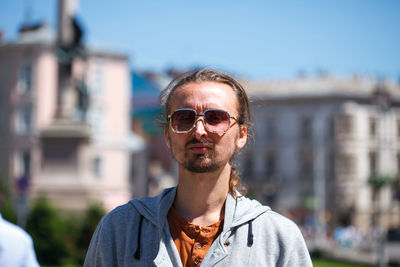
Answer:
[
  {"xmin": 0, "ymin": 22, "xmax": 128, "ymax": 59},
  {"xmin": 241, "ymin": 76, "xmax": 400, "ymax": 100}
]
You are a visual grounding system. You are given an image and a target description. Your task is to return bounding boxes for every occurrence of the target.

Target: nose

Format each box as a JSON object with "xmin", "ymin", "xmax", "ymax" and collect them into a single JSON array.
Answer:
[{"xmin": 193, "ymin": 117, "xmax": 207, "ymax": 139}]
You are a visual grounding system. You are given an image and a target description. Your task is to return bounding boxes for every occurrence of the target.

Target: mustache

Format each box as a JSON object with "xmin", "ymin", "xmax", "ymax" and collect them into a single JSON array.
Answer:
[{"xmin": 185, "ymin": 137, "xmax": 213, "ymax": 148}]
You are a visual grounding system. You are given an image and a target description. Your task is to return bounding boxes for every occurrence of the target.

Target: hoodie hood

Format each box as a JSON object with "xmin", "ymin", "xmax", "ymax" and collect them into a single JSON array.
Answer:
[
  {"xmin": 129, "ymin": 187, "xmax": 176, "ymax": 228},
  {"xmin": 224, "ymin": 192, "xmax": 270, "ymax": 230},
  {"xmin": 130, "ymin": 187, "xmax": 270, "ymax": 232}
]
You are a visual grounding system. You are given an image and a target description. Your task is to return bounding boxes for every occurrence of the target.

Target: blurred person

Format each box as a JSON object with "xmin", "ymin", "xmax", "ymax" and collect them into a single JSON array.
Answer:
[
  {"xmin": 84, "ymin": 69, "xmax": 312, "ymax": 266},
  {"xmin": 334, "ymin": 224, "xmax": 362, "ymax": 249},
  {"xmin": 0, "ymin": 189, "xmax": 40, "ymax": 267}
]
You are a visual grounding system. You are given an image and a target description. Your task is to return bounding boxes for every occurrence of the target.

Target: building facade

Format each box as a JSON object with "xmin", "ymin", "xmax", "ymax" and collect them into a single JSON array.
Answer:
[
  {"xmin": 0, "ymin": 24, "xmax": 144, "ymax": 212},
  {"xmin": 239, "ymin": 76, "xmax": 400, "ymax": 233}
]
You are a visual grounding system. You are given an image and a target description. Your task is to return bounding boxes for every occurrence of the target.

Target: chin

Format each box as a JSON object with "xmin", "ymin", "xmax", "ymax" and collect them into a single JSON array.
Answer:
[
  {"xmin": 186, "ymin": 165, "xmax": 220, "ymax": 173},
  {"xmin": 184, "ymin": 158, "xmax": 222, "ymax": 173}
]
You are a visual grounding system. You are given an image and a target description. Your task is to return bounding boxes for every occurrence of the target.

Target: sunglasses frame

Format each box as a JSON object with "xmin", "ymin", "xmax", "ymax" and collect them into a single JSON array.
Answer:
[{"xmin": 167, "ymin": 108, "xmax": 238, "ymax": 134}]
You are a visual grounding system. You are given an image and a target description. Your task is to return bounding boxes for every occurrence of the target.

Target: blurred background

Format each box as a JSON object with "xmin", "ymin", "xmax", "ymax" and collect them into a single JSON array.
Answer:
[{"xmin": 0, "ymin": 0, "xmax": 399, "ymax": 266}]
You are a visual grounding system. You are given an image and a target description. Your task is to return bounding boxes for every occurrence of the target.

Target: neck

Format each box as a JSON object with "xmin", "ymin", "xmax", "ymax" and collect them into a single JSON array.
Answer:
[{"xmin": 173, "ymin": 163, "xmax": 231, "ymax": 227}]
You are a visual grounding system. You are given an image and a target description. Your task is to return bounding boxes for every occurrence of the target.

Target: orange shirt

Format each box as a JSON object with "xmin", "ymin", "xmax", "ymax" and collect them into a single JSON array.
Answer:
[{"xmin": 167, "ymin": 207, "xmax": 224, "ymax": 267}]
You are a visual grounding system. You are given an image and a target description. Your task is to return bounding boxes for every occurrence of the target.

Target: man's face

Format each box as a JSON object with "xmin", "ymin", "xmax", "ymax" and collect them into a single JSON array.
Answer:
[{"xmin": 165, "ymin": 81, "xmax": 247, "ymax": 173}]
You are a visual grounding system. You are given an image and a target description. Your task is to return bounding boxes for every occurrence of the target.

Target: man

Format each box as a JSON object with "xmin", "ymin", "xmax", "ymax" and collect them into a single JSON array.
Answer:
[
  {"xmin": 0, "ymin": 190, "xmax": 40, "ymax": 267},
  {"xmin": 84, "ymin": 69, "xmax": 312, "ymax": 266}
]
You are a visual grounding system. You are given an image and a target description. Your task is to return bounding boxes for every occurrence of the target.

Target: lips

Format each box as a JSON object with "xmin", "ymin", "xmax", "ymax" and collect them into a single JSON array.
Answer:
[{"xmin": 188, "ymin": 144, "xmax": 212, "ymax": 154}]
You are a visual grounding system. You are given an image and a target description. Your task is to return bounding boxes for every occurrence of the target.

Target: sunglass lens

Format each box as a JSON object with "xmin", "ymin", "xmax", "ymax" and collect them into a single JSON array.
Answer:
[
  {"xmin": 171, "ymin": 110, "xmax": 196, "ymax": 132},
  {"xmin": 204, "ymin": 110, "xmax": 230, "ymax": 132}
]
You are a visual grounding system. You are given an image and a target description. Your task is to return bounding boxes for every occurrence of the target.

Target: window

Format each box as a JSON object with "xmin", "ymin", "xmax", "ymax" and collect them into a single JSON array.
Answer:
[
  {"xmin": 14, "ymin": 150, "xmax": 31, "ymax": 177},
  {"xmin": 88, "ymin": 108, "xmax": 104, "ymax": 135},
  {"xmin": 299, "ymin": 149, "xmax": 314, "ymax": 196},
  {"xmin": 15, "ymin": 106, "xmax": 33, "ymax": 135},
  {"xmin": 265, "ymin": 150, "xmax": 276, "ymax": 177},
  {"xmin": 18, "ymin": 63, "xmax": 33, "ymax": 94},
  {"xmin": 369, "ymin": 151, "xmax": 378, "ymax": 175},
  {"xmin": 243, "ymin": 152, "xmax": 254, "ymax": 178},
  {"xmin": 369, "ymin": 117, "xmax": 378, "ymax": 138},
  {"xmin": 333, "ymin": 114, "xmax": 353, "ymax": 136},
  {"xmin": 299, "ymin": 149, "xmax": 313, "ymax": 179},
  {"xmin": 93, "ymin": 156, "xmax": 102, "ymax": 178},
  {"xmin": 265, "ymin": 117, "xmax": 276, "ymax": 139},
  {"xmin": 334, "ymin": 153, "xmax": 355, "ymax": 175},
  {"xmin": 300, "ymin": 116, "xmax": 313, "ymax": 141},
  {"xmin": 397, "ymin": 119, "xmax": 400, "ymax": 139},
  {"xmin": 91, "ymin": 60, "xmax": 104, "ymax": 95}
]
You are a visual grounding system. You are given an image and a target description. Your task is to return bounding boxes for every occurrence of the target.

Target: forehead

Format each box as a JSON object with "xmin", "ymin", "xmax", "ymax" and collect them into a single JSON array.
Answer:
[{"xmin": 169, "ymin": 81, "xmax": 238, "ymax": 112}]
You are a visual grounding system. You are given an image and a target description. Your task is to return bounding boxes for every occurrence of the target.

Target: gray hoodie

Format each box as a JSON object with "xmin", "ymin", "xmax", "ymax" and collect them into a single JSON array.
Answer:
[{"xmin": 84, "ymin": 187, "xmax": 313, "ymax": 266}]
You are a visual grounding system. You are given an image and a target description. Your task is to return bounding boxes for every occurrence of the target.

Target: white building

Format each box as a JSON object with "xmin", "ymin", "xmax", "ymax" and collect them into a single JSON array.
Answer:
[{"xmin": 240, "ymin": 75, "xmax": 400, "ymax": 232}]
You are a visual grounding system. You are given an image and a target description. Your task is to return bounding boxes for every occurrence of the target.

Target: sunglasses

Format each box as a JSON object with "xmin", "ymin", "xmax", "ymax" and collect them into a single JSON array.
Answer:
[{"xmin": 167, "ymin": 108, "xmax": 238, "ymax": 134}]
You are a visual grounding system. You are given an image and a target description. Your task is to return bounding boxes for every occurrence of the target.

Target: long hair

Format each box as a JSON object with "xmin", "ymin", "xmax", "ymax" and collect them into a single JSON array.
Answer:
[{"xmin": 159, "ymin": 69, "xmax": 252, "ymax": 197}]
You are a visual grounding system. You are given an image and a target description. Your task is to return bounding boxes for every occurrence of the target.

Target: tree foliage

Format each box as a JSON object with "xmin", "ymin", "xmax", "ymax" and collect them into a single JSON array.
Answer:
[
  {"xmin": 368, "ymin": 174, "xmax": 397, "ymax": 192},
  {"xmin": 26, "ymin": 197, "xmax": 70, "ymax": 265},
  {"xmin": 26, "ymin": 197, "xmax": 105, "ymax": 266},
  {"xmin": 0, "ymin": 173, "xmax": 17, "ymax": 223}
]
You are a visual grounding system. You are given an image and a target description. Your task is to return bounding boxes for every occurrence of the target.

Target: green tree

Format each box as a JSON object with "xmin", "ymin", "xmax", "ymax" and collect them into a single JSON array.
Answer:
[
  {"xmin": 26, "ymin": 196, "xmax": 70, "ymax": 265},
  {"xmin": 24, "ymin": 197, "xmax": 105, "ymax": 265},
  {"xmin": 368, "ymin": 174, "xmax": 397, "ymax": 226},
  {"xmin": 0, "ymin": 173, "xmax": 17, "ymax": 223},
  {"xmin": 75, "ymin": 203, "xmax": 105, "ymax": 264},
  {"xmin": 368, "ymin": 174, "xmax": 397, "ymax": 195}
]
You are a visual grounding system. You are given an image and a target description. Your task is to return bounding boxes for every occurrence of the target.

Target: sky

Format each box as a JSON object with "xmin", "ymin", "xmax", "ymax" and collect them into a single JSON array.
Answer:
[{"xmin": 0, "ymin": 0, "xmax": 399, "ymax": 81}]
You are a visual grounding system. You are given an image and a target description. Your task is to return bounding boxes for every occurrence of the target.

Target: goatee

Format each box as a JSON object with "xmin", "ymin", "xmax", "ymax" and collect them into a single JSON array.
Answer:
[{"xmin": 180, "ymin": 137, "xmax": 223, "ymax": 173}]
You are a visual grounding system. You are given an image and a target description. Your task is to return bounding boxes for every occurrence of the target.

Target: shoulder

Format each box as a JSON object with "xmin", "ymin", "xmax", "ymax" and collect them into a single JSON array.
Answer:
[
  {"xmin": 0, "ymin": 216, "xmax": 33, "ymax": 245},
  {"xmin": 261, "ymin": 210, "xmax": 302, "ymax": 234},
  {"xmin": 230, "ymin": 197, "xmax": 311, "ymax": 265},
  {"xmin": 235, "ymin": 196, "xmax": 301, "ymax": 233},
  {"xmin": 103, "ymin": 201, "xmax": 138, "ymax": 222},
  {"xmin": 259, "ymin": 210, "xmax": 312, "ymax": 265},
  {"xmin": 99, "ymin": 198, "xmax": 145, "ymax": 229},
  {"xmin": 98, "ymin": 187, "xmax": 176, "ymax": 228},
  {"xmin": 264, "ymin": 209, "xmax": 298, "ymax": 226},
  {"xmin": 84, "ymin": 189, "xmax": 176, "ymax": 265},
  {"xmin": 252, "ymin": 208, "xmax": 308, "ymax": 251},
  {"xmin": 233, "ymin": 196, "xmax": 303, "ymax": 239},
  {"xmin": 86, "ymin": 199, "xmax": 147, "ymax": 255}
]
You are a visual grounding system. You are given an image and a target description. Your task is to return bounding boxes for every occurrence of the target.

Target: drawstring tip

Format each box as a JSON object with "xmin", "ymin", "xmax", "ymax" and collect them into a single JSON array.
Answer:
[
  {"xmin": 247, "ymin": 220, "xmax": 254, "ymax": 247},
  {"xmin": 134, "ymin": 250, "xmax": 140, "ymax": 260},
  {"xmin": 134, "ymin": 215, "xmax": 144, "ymax": 260},
  {"xmin": 247, "ymin": 234, "xmax": 254, "ymax": 246}
]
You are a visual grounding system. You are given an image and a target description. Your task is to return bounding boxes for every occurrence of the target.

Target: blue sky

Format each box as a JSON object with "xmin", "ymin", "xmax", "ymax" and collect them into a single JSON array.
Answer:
[{"xmin": 1, "ymin": 0, "xmax": 399, "ymax": 80}]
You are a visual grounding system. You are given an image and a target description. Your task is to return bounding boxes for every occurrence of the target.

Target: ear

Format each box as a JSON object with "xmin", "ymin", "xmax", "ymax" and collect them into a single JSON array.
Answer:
[
  {"xmin": 235, "ymin": 125, "xmax": 247, "ymax": 149},
  {"xmin": 164, "ymin": 126, "xmax": 171, "ymax": 148}
]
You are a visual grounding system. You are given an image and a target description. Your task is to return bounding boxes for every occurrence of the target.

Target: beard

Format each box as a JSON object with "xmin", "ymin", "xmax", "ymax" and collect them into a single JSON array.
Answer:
[
  {"xmin": 172, "ymin": 137, "xmax": 227, "ymax": 173},
  {"xmin": 183, "ymin": 150, "xmax": 222, "ymax": 173}
]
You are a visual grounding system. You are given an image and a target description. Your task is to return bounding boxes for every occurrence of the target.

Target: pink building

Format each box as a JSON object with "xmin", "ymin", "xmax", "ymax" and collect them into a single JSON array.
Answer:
[{"xmin": 0, "ymin": 23, "xmax": 145, "ymax": 212}]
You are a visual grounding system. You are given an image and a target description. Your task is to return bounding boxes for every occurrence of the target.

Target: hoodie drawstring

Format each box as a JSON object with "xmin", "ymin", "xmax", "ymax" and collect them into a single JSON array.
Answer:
[
  {"xmin": 134, "ymin": 215, "xmax": 144, "ymax": 260},
  {"xmin": 247, "ymin": 220, "xmax": 254, "ymax": 247}
]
